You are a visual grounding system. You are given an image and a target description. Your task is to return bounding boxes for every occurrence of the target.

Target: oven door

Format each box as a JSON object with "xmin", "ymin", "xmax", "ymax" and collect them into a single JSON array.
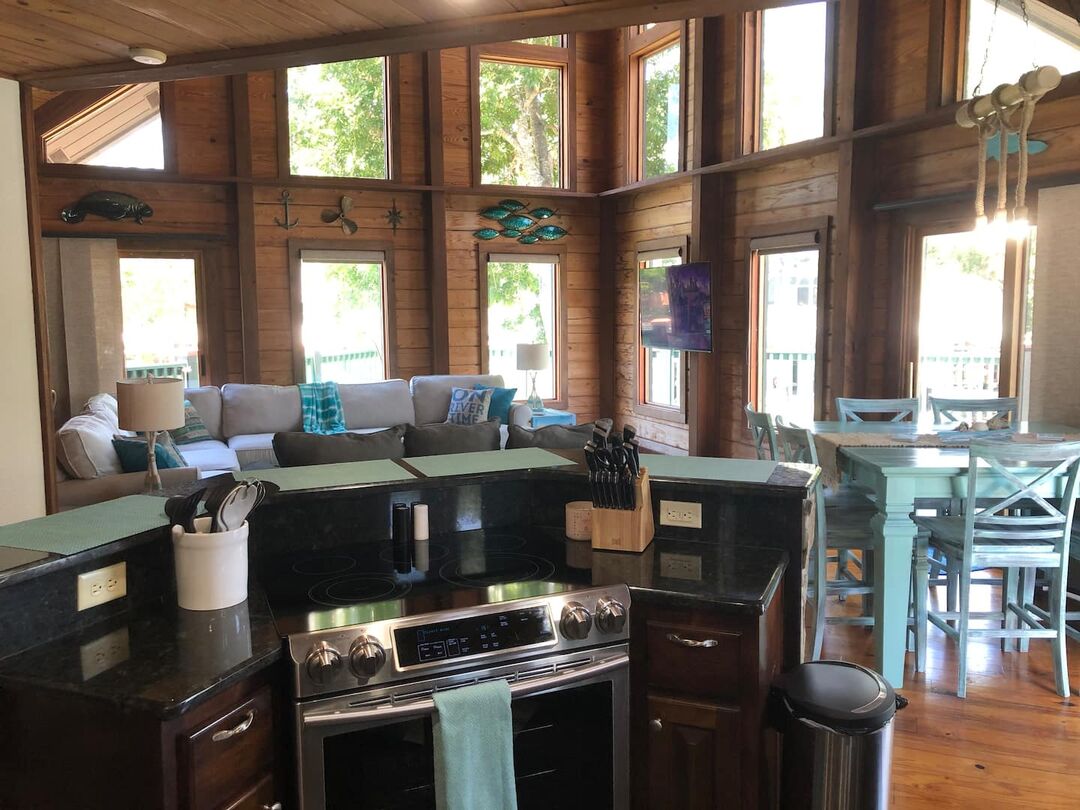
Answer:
[{"xmin": 297, "ymin": 645, "xmax": 629, "ymax": 810}]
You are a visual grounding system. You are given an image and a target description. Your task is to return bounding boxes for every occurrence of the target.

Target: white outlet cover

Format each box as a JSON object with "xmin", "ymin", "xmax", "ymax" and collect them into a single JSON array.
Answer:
[
  {"xmin": 79, "ymin": 627, "xmax": 130, "ymax": 681},
  {"xmin": 77, "ymin": 562, "xmax": 127, "ymax": 611},
  {"xmin": 659, "ymin": 500, "xmax": 703, "ymax": 529}
]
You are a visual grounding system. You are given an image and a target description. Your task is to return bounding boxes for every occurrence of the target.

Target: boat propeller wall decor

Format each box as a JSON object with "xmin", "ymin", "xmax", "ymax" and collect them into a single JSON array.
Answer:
[
  {"xmin": 61, "ymin": 191, "xmax": 153, "ymax": 224},
  {"xmin": 473, "ymin": 199, "xmax": 568, "ymax": 243},
  {"xmin": 322, "ymin": 196, "xmax": 359, "ymax": 235}
]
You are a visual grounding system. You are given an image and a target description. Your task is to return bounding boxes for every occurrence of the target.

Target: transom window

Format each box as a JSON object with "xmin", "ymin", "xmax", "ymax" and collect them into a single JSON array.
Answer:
[
  {"xmin": 750, "ymin": 229, "xmax": 825, "ymax": 424},
  {"xmin": 748, "ymin": 2, "xmax": 830, "ymax": 152},
  {"xmin": 636, "ymin": 241, "xmax": 688, "ymax": 417},
  {"xmin": 484, "ymin": 253, "xmax": 562, "ymax": 402},
  {"xmin": 120, "ymin": 254, "xmax": 203, "ymax": 387},
  {"xmin": 964, "ymin": 0, "xmax": 1080, "ymax": 98},
  {"xmin": 43, "ymin": 83, "xmax": 164, "ymax": 169},
  {"xmin": 287, "ymin": 57, "xmax": 390, "ymax": 179},
  {"xmin": 476, "ymin": 39, "xmax": 569, "ymax": 188},
  {"xmin": 294, "ymin": 249, "xmax": 390, "ymax": 384},
  {"xmin": 629, "ymin": 23, "xmax": 683, "ymax": 181}
]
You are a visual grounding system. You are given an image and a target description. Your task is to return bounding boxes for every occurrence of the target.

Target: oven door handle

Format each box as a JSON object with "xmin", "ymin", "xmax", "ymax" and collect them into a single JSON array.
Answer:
[{"xmin": 302, "ymin": 654, "xmax": 628, "ymax": 729}]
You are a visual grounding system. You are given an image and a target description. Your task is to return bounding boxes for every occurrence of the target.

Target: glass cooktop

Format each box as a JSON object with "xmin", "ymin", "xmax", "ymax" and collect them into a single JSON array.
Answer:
[{"xmin": 259, "ymin": 528, "xmax": 596, "ymax": 636}]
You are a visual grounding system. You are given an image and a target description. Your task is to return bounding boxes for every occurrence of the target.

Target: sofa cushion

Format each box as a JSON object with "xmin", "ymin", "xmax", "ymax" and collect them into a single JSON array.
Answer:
[
  {"xmin": 338, "ymin": 379, "xmax": 416, "ymax": 429},
  {"xmin": 184, "ymin": 386, "xmax": 224, "ymax": 440},
  {"xmin": 227, "ymin": 433, "xmax": 279, "ymax": 470},
  {"xmin": 176, "ymin": 440, "xmax": 240, "ymax": 473},
  {"xmin": 273, "ymin": 425, "xmax": 406, "ymax": 467},
  {"xmin": 170, "ymin": 399, "xmax": 213, "ymax": 445},
  {"xmin": 221, "ymin": 384, "xmax": 301, "ymax": 438},
  {"xmin": 506, "ymin": 422, "xmax": 596, "ymax": 450},
  {"xmin": 410, "ymin": 374, "xmax": 505, "ymax": 425},
  {"xmin": 446, "ymin": 387, "xmax": 493, "ymax": 425},
  {"xmin": 405, "ymin": 420, "xmax": 501, "ymax": 457},
  {"xmin": 56, "ymin": 412, "xmax": 124, "ymax": 479},
  {"xmin": 112, "ymin": 434, "xmax": 186, "ymax": 472},
  {"xmin": 473, "ymin": 384, "xmax": 517, "ymax": 425},
  {"xmin": 84, "ymin": 393, "xmax": 119, "ymax": 425}
]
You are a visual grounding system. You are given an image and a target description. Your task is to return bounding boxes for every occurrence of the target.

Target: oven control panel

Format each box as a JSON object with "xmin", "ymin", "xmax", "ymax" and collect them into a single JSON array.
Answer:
[{"xmin": 394, "ymin": 605, "xmax": 555, "ymax": 668}]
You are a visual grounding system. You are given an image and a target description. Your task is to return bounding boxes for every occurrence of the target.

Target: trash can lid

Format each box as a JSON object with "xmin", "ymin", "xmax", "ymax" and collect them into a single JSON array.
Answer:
[{"xmin": 774, "ymin": 660, "xmax": 898, "ymax": 733}]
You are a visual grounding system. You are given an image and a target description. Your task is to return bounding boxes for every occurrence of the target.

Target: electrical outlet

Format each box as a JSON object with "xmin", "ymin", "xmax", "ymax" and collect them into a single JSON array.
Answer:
[
  {"xmin": 76, "ymin": 562, "xmax": 127, "ymax": 611},
  {"xmin": 79, "ymin": 627, "xmax": 130, "ymax": 681},
  {"xmin": 659, "ymin": 500, "xmax": 702, "ymax": 529},
  {"xmin": 660, "ymin": 552, "xmax": 703, "ymax": 581}
]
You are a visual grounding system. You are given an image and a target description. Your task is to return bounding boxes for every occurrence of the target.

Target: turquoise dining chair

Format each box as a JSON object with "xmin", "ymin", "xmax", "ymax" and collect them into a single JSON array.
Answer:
[
  {"xmin": 775, "ymin": 419, "xmax": 878, "ymax": 660},
  {"xmin": 744, "ymin": 402, "xmax": 778, "ymax": 461},
  {"xmin": 836, "ymin": 397, "xmax": 920, "ymax": 423},
  {"xmin": 928, "ymin": 396, "xmax": 1018, "ymax": 425},
  {"xmin": 910, "ymin": 439, "xmax": 1080, "ymax": 698}
]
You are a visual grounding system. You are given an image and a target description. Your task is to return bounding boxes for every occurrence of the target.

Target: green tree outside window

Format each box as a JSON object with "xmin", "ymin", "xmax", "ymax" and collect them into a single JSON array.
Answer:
[{"xmin": 479, "ymin": 59, "xmax": 561, "ymax": 187}]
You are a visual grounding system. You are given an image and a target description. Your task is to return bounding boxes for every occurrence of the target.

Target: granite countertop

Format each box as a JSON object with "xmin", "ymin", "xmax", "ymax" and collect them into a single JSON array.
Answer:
[
  {"xmin": 0, "ymin": 586, "xmax": 282, "ymax": 719},
  {"xmin": 585, "ymin": 536, "xmax": 788, "ymax": 615}
]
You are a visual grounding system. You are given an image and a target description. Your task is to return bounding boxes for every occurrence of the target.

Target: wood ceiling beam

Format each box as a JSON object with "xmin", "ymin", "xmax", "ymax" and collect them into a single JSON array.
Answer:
[{"xmin": 18, "ymin": 0, "xmax": 814, "ymax": 91}]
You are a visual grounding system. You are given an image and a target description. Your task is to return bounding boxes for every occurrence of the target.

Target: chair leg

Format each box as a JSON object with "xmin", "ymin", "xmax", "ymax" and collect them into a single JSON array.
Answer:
[
  {"xmin": 956, "ymin": 565, "xmax": 973, "ymax": 699},
  {"xmin": 1019, "ymin": 567, "xmax": 1037, "ymax": 654},
  {"xmin": 1051, "ymin": 566, "xmax": 1071, "ymax": 698},
  {"xmin": 914, "ymin": 533, "xmax": 929, "ymax": 673},
  {"xmin": 946, "ymin": 557, "xmax": 959, "ymax": 616},
  {"xmin": 1002, "ymin": 567, "xmax": 1019, "ymax": 653},
  {"xmin": 862, "ymin": 549, "xmax": 875, "ymax": 618},
  {"xmin": 812, "ymin": 536, "xmax": 826, "ymax": 661}
]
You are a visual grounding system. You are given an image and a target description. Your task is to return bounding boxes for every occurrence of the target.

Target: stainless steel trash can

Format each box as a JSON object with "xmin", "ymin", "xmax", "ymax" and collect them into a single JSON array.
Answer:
[{"xmin": 772, "ymin": 661, "xmax": 907, "ymax": 810}]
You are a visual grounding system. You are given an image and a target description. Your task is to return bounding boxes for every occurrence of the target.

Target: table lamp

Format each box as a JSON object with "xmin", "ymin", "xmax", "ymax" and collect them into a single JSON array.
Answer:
[
  {"xmin": 116, "ymin": 376, "xmax": 185, "ymax": 493},
  {"xmin": 516, "ymin": 343, "xmax": 550, "ymax": 415}
]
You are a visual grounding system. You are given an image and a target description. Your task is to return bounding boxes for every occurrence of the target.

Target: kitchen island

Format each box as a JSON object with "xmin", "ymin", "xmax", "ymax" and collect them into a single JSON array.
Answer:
[{"xmin": 0, "ymin": 449, "xmax": 809, "ymax": 809}]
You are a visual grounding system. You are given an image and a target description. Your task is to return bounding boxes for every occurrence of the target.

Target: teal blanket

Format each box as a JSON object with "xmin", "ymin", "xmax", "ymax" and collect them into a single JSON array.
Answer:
[
  {"xmin": 433, "ymin": 680, "xmax": 518, "ymax": 810},
  {"xmin": 299, "ymin": 382, "xmax": 346, "ymax": 434}
]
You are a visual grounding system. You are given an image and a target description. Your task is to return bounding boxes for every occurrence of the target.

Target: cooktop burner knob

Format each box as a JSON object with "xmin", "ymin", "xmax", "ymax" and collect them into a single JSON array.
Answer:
[
  {"xmin": 349, "ymin": 635, "xmax": 387, "ymax": 678},
  {"xmin": 305, "ymin": 641, "xmax": 343, "ymax": 684},
  {"xmin": 596, "ymin": 597, "xmax": 627, "ymax": 634},
  {"xmin": 560, "ymin": 601, "xmax": 593, "ymax": 640}
]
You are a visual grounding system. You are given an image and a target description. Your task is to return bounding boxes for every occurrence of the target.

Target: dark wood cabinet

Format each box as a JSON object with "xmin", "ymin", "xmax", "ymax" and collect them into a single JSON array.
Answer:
[
  {"xmin": 0, "ymin": 669, "xmax": 285, "ymax": 810},
  {"xmin": 631, "ymin": 593, "xmax": 784, "ymax": 809}
]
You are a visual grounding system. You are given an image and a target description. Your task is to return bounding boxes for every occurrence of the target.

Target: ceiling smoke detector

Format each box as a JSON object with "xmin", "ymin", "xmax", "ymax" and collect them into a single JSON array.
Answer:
[{"xmin": 128, "ymin": 47, "xmax": 167, "ymax": 66}]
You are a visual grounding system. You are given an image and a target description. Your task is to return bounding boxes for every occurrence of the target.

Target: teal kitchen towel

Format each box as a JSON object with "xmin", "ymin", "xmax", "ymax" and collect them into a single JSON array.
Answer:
[
  {"xmin": 433, "ymin": 680, "xmax": 518, "ymax": 810},
  {"xmin": 299, "ymin": 381, "xmax": 346, "ymax": 435}
]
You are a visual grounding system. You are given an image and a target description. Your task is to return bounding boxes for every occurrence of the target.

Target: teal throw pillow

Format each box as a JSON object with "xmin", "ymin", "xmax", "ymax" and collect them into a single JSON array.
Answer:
[
  {"xmin": 445, "ymin": 387, "xmax": 493, "ymax": 426},
  {"xmin": 473, "ymin": 384, "xmax": 518, "ymax": 425},
  {"xmin": 169, "ymin": 400, "xmax": 212, "ymax": 445},
  {"xmin": 113, "ymin": 434, "xmax": 186, "ymax": 472}
]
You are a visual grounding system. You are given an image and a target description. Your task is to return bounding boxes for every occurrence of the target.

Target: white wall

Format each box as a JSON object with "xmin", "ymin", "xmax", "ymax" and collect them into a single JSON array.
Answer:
[
  {"xmin": 0, "ymin": 79, "xmax": 46, "ymax": 522},
  {"xmin": 1030, "ymin": 185, "xmax": 1080, "ymax": 428}
]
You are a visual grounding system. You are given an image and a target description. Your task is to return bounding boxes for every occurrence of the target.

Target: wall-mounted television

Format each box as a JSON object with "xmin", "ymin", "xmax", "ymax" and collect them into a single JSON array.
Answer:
[{"xmin": 639, "ymin": 261, "xmax": 712, "ymax": 352}]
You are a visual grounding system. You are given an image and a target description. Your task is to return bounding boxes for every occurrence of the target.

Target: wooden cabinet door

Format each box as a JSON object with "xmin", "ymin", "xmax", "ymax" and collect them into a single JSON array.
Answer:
[{"xmin": 646, "ymin": 694, "xmax": 741, "ymax": 810}]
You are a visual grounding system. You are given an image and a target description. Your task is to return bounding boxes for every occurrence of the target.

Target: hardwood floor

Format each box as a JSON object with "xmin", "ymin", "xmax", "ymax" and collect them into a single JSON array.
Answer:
[{"xmin": 817, "ymin": 577, "xmax": 1080, "ymax": 809}]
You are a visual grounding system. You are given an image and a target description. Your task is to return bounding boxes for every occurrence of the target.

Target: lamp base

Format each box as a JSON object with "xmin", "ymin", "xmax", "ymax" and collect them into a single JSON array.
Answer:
[
  {"xmin": 143, "ymin": 430, "xmax": 163, "ymax": 494},
  {"xmin": 526, "ymin": 371, "xmax": 545, "ymax": 415}
]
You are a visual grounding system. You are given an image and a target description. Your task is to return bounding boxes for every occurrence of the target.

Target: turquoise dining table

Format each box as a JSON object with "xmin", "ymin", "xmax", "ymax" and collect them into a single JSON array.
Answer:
[{"xmin": 809, "ymin": 420, "xmax": 1079, "ymax": 687}]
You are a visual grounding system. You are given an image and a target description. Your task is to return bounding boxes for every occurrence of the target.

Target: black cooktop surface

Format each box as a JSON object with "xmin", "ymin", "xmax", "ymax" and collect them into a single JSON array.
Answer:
[{"xmin": 259, "ymin": 529, "xmax": 595, "ymax": 636}]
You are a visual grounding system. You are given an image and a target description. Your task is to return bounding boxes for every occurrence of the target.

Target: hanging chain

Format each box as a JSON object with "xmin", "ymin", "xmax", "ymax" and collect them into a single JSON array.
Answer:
[
  {"xmin": 1018, "ymin": 0, "xmax": 1040, "ymax": 68},
  {"xmin": 973, "ymin": 0, "xmax": 1001, "ymax": 96}
]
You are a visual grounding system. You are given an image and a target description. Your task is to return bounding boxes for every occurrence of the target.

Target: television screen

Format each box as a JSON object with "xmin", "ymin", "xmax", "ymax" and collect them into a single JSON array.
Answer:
[{"xmin": 639, "ymin": 261, "xmax": 712, "ymax": 352}]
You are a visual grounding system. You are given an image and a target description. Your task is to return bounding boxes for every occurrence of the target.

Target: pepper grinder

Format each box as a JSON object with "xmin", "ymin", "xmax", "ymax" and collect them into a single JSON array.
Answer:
[{"xmin": 392, "ymin": 503, "xmax": 411, "ymax": 573}]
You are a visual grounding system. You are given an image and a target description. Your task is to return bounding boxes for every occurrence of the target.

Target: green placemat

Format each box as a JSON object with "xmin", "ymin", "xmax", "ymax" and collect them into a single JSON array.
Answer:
[
  {"xmin": 0, "ymin": 495, "xmax": 168, "ymax": 556},
  {"xmin": 237, "ymin": 458, "xmax": 415, "ymax": 492},
  {"xmin": 405, "ymin": 448, "xmax": 576, "ymax": 478},
  {"xmin": 642, "ymin": 455, "xmax": 779, "ymax": 484}
]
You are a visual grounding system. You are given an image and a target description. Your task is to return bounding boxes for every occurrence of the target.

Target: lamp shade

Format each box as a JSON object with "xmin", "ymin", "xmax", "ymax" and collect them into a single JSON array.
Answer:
[
  {"xmin": 116, "ymin": 377, "xmax": 185, "ymax": 432},
  {"xmin": 516, "ymin": 343, "xmax": 550, "ymax": 371}
]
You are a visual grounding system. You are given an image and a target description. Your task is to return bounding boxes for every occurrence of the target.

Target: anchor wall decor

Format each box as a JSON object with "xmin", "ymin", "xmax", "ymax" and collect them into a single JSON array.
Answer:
[{"xmin": 274, "ymin": 190, "xmax": 299, "ymax": 230}]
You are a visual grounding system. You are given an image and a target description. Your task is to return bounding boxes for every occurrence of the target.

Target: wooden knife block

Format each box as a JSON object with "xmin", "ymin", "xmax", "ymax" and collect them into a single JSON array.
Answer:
[{"xmin": 590, "ymin": 468, "xmax": 655, "ymax": 553}]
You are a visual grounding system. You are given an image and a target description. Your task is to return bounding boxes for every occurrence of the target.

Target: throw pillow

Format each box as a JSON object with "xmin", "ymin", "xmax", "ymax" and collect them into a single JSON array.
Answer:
[
  {"xmin": 445, "ymin": 387, "xmax": 493, "ymax": 425},
  {"xmin": 405, "ymin": 421, "xmax": 501, "ymax": 457},
  {"xmin": 112, "ymin": 433, "xmax": 186, "ymax": 473},
  {"xmin": 473, "ymin": 384, "xmax": 518, "ymax": 425},
  {"xmin": 170, "ymin": 399, "xmax": 213, "ymax": 445},
  {"xmin": 506, "ymin": 422, "xmax": 597, "ymax": 450},
  {"xmin": 273, "ymin": 426, "xmax": 406, "ymax": 467}
]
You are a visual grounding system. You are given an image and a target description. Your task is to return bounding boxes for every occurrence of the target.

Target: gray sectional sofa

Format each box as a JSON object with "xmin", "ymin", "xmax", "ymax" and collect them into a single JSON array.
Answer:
[{"xmin": 56, "ymin": 375, "xmax": 532, "ymax": 509}]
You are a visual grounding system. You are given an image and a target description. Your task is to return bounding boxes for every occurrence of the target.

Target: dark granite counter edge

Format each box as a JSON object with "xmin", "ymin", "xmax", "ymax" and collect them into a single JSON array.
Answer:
[{"xmin": 628, "ymin": 551, "xmax": 788, "ymax": 615}]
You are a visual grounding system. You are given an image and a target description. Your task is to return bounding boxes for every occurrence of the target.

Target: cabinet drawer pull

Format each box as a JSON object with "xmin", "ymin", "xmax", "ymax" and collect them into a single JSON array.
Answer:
[
  {"xmin": 211, "ymin": 710, "xmax": 255, "ymax": 743},
  {"xmin": 650, "ymin": 718, "xmax": 663, "ymax": 732},
  {"xmin": 666, "ymin": 633, "xmax": 718, "ymax": 649},
  {"xmin": 262, "ymin": 804, "xmax": 283, "ymax": 810}
]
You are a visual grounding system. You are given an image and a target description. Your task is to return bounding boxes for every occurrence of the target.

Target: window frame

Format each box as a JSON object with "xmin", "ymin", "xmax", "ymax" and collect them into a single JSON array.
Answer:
[
  {"xmin": 746, "ymin": 218, "xmax": 830, "ymax": 420},
  {"xmin": 478, "ymin": 244, "xmax": 569, "ymax": 409},
  {"xmin": 739, "ymin": 2, "xmax": 837, "ymax": 156},
  {"xmin": 276, "ymin": 56, "xmax": 400, "ymax": 182},
  {"xmin": 633, "ymin": 234, "xmax": 690, "ymax": 423},
  {"xmin": 116, "ymin": 245, "xmax": 210, "ymax": 387},
  {"xmin": 469, "ymin": 37, "xmax": 576, "ymax": 191},
  {"xmin": 287, "ymin": 239, "xmax": 397, "ymax": 384},
  {"xmin": 627, "ymin": 21, "xmax": 687, "ymax": 183}
]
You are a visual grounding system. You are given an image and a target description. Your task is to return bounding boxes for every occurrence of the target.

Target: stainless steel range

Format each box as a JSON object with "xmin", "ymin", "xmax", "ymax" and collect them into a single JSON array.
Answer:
[{"xmin": 259, "ymin": 528, "xmax": 630, "ymax": 810}]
